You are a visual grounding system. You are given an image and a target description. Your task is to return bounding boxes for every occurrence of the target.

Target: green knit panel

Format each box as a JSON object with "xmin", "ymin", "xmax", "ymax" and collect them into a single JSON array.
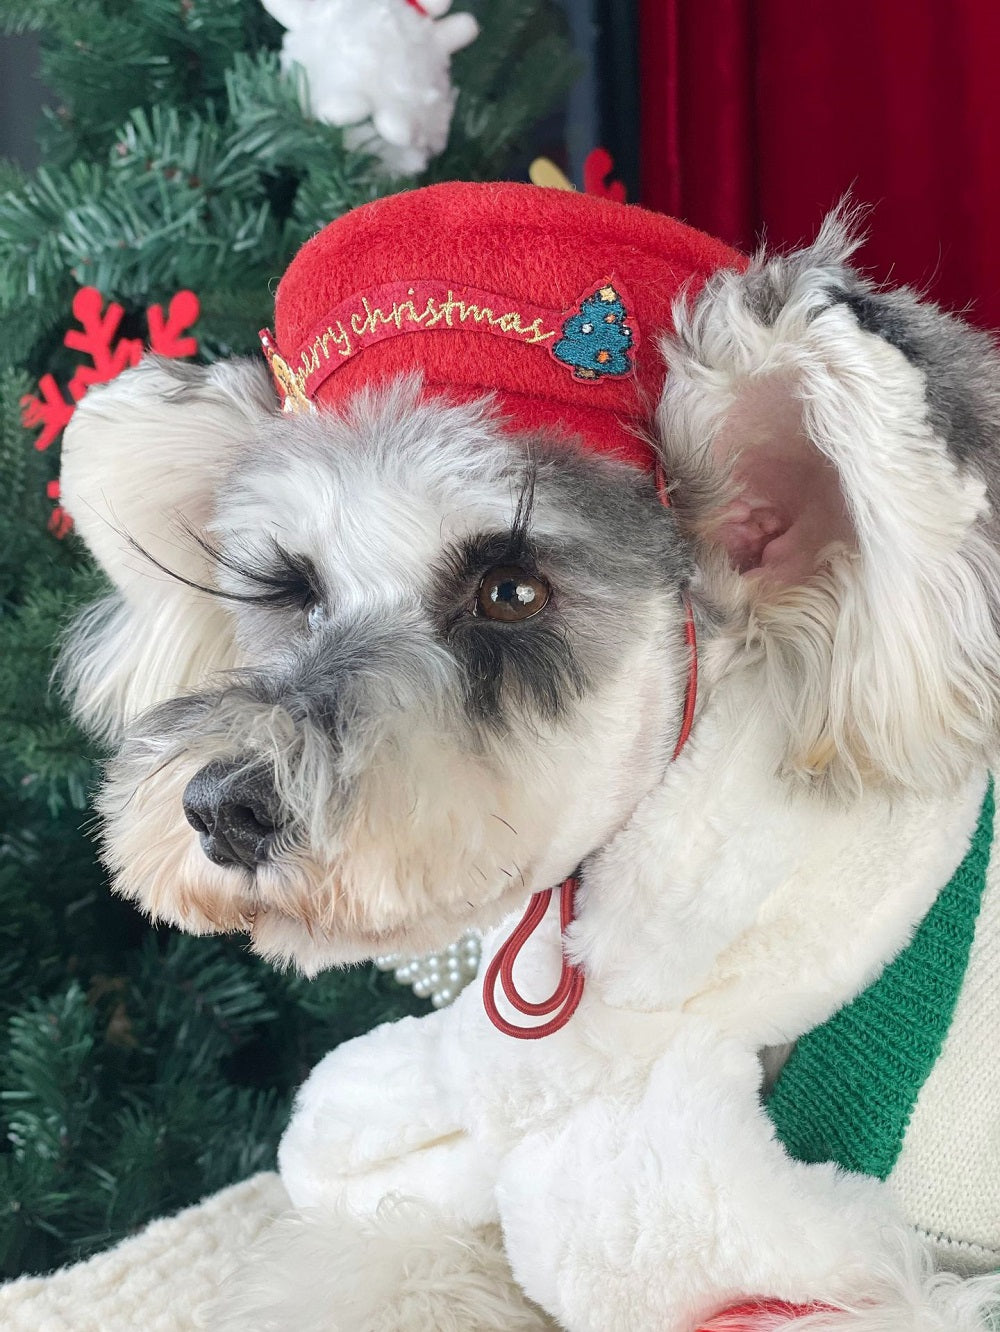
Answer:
[{"xmin": 767, "ymin": 780, "xmax": 994, "ymax": 1180}]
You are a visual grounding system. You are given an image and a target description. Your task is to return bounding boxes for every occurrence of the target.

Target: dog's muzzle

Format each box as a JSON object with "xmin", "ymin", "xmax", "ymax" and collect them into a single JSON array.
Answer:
[{"xmin": 182, "ymin": 759, "xmax": 283, "ymax": 870}]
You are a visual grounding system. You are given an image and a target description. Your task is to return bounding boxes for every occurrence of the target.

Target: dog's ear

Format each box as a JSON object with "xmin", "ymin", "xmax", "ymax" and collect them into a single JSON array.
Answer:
[
  {"xmin": 658, "ymin": 213, "xmax": 1000, "ymax": 793},
  {"xmin": 59, "ymin": 356, "xmax": 278, "ymax": 741}
]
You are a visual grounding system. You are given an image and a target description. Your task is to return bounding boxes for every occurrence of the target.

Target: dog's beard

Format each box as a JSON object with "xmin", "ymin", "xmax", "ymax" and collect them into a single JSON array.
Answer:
[
  {"xmin": 97, "ymin": 707, "xmax": 571, "ymax": 972},
  {"xmin": 94, "ymin": 621, "xmax": 677, "ymax": 975}
]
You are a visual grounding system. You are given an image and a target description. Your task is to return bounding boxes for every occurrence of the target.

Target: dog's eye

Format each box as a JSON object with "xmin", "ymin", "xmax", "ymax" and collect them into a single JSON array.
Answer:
[
  {"xmin": 476, "ymin": 565, "xmax": 550, "ymax": 622},
  {"xmin": 307, "ymin": 602, "xmax": 327, "ymax": 631}
]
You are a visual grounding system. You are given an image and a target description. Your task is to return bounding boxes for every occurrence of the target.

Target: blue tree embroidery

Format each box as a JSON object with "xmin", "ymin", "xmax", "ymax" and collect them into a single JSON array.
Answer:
[{"xmin": 553, "ymin": 284, "xmax": 634, "ymax": 380}]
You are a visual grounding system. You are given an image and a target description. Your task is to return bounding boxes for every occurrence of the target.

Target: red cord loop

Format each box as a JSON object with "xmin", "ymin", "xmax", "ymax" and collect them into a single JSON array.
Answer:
[
  {"xmin": 482, "ymin": 879, "xmax": 585, "ymax": 1038},
  {"xmin": 483, "ymin": 462, "xmax": 697, "ymax": 1039}
]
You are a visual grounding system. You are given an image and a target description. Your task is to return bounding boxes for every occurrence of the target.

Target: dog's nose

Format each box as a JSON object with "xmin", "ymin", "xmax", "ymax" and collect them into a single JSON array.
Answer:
[{"xmin": 182, "ymin": 760, "xmax": 283, "ymax": 870}]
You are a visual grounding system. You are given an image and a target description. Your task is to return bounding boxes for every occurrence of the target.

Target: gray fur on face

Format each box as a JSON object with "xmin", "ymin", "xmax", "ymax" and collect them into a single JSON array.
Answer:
[
  {"xmin": 429, "ymin": 442, "xmax": 691, "ymax": 730},
  {"xmin": 204, "ymin": 438, "xmax": 683, "ymax": 754}
]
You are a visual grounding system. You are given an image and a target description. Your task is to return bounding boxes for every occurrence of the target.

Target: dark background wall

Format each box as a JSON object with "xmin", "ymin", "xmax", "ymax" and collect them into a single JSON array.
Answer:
[{"xmin": 0, "ymin": 33, "xmax": 46, "ymax": 168}]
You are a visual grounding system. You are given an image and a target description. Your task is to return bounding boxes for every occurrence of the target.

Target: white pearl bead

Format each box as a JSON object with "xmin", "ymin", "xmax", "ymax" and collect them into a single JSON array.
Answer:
[{"xmin": 379, "ymin": 931, "xmax": 485, "ymax": 1006}]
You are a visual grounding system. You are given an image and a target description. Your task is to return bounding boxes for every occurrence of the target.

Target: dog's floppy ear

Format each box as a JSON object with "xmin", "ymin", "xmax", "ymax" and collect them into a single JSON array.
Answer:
[
  {"xmin": 658, "ymin": 213, "xmax": 1000, "ymax": 793},
  {"xmin": 59, "ymin": 356, "xmax": 278, "ymax": 741}
]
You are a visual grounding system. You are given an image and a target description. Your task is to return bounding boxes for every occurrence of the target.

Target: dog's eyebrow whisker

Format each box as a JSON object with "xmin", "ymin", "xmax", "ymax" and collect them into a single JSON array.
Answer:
[
  {"xmin": 182, "ymin": 522, "xmax": 321, "ymax": 599},
  {"xmin": 490, "ymin": 814, "xmax": 519, "ymax": 836},
  {"xmin": 510, "ymin": 457, "xmax": 539, "ymax": 547},
  {"xmin": 113, "ymin": 520, "xmax": 320, "ymax": 609}
]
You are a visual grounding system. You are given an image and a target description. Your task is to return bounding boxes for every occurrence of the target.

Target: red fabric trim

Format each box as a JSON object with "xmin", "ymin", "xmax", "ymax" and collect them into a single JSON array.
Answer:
[{"xmin": 275, "ymin": 280, "xmax": 567, "ymax": 399}]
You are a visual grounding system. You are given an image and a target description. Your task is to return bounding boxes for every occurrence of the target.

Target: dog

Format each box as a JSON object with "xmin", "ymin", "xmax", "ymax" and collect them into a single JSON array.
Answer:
[{"xmin": 59, "ymin": 184, "xmax": 1000, "ymax": 1331}]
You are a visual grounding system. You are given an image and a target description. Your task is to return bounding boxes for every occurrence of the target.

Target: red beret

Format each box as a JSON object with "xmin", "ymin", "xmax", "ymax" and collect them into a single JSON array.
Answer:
[{"xmin": 263, "ymin": 181, "xmax": 745, "ymax": 471}]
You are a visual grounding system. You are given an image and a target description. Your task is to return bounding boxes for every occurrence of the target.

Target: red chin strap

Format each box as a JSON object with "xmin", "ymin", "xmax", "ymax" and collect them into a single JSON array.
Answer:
[{"xmin": 483, "ymin": 462, "xmax": 698, "ymax": 1038}]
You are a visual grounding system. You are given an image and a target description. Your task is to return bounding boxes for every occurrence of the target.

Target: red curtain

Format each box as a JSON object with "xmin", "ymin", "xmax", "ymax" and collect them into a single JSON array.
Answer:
[{"xmin": 639, "ymin": 0, "xmax": 1000, "ymax": 330}]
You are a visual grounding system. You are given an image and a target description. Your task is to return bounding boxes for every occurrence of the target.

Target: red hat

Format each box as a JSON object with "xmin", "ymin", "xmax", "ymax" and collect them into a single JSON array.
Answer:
[{"xmin": 263, "ymin": 182, "xmax": 745, "ymax": 472}]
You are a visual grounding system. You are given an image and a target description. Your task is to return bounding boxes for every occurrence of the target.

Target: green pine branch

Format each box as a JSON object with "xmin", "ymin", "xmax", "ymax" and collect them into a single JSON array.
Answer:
[{"xmin": 0, "ymin": 0, "xmax": 66, "ymax": 34}]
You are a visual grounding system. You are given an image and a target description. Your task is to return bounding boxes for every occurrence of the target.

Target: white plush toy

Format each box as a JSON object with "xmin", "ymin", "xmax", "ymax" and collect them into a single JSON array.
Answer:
[{"xmin": 261, "ymin": 0, "xmax": 479, "ymax": 173}]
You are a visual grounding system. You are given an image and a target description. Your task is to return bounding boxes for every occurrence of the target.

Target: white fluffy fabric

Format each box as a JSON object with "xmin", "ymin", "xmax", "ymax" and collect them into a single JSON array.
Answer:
[
  {"xmin": 0, "ymin": 1173, "xmax": 288, "ymax": 1331},
  {"xmin": 211, "ymin": 1200, "xmax": 556, "ymax": 1332},
  {"xmin": 888, "ymin": 821, "xmax": 1000, "ymax": 1274}
]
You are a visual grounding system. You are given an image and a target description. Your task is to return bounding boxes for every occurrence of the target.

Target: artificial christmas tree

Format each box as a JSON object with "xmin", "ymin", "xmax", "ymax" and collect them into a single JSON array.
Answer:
[{"xmin": 0, "ymin": 0, "xmax": 573, "ymax": 1279}]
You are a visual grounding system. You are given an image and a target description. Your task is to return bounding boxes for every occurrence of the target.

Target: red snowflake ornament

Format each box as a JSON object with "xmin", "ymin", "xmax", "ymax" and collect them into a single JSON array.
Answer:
[
  {"xmin": 23, "ymin": 287, "xmax": 200, "ymax": 453},
  {"xmin": 146, "ymin": 289, "xmax": 200, "ymax": 359},
  {"xmin": 21, "ymin": 374, "xmax": 75, "ymax": 453},
  {"xmin": 45, "ymin": 479, "xmax": 73, "ymax": 539},
  {"xmin": 63, "ymin": 287, "xmax": 144, "ymax": 396},
  {"xmin": 21, "ymin": 286, "xmax": 200, "ymax": 535}
]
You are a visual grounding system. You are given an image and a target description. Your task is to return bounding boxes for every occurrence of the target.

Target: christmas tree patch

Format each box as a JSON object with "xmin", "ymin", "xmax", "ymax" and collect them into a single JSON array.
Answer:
[{"xmin": 553, "ymin": 283, "xmax": 636, "ymax": 380}]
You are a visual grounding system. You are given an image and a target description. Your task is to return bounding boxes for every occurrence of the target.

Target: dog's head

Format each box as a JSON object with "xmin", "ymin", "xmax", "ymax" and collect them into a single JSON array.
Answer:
[
  {"xmin": 60, "ymin": 215, "xmax": 1000, "ymax": 971},
  {"xmin": 60, "ymin": 366, "xmax": 694, "ymax": 969}
]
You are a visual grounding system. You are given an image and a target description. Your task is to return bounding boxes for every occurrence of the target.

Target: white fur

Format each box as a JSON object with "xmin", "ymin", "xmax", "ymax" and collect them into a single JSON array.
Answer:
[
  {"xmin": 60, "ymin": 358, "xmax": 276, "ymax": 741},
  {"xmin": 658, "ymin": 215, "xmax": 1000, "ymax": 795},
  {"xmin": 211, "ymin": 1202, "xmax": 555, "ymax": 1332}
]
